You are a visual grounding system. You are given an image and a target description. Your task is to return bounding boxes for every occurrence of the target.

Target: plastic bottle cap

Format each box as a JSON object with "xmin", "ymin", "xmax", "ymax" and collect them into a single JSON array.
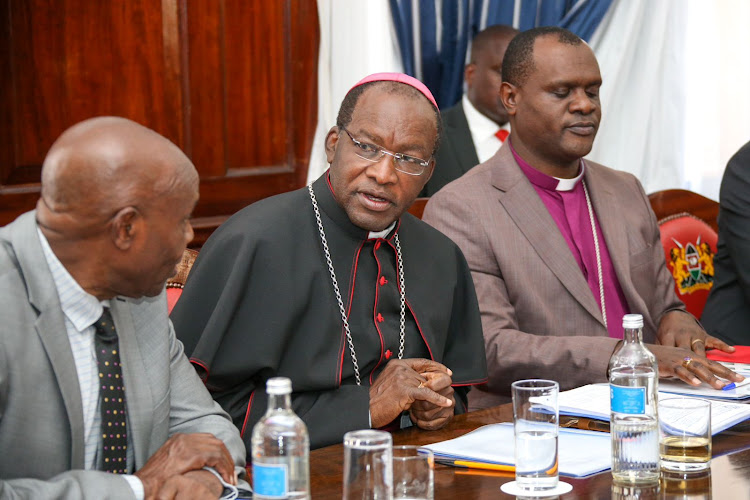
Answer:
[
  {"xmin": 266, "ymin": 377, "xmax": 292, "ymax": 395},
  {"xmin": 622, "ymin": 314, "xmax": 644, "ymax": 329}
]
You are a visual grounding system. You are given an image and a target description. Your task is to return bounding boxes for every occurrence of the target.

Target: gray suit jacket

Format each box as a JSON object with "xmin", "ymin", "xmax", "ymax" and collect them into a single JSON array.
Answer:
[
  {"xmin": 0, "ymin": 212, "xmax": 246, "ymax": 499},
  {"xmin": 423, "ymin": 142, "xmax": 685, "ymax": 409},
  {"xmin": 421, "ymin": 102, "xmax": 480, "ymax": 197}
]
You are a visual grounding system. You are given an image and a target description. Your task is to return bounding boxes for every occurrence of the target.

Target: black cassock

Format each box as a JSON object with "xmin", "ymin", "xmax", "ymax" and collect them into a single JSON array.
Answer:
[{"xmin": 172, "ymin": 173, "xmax": 487, "ymax": 451}]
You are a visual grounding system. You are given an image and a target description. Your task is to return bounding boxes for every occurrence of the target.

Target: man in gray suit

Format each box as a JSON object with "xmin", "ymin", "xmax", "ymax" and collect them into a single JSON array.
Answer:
[
  {"xmin": 0, "ymin": 117, "xmax": 246, "ymax": 498},
  {"xmin": 421, "ymin": 24, "xmax": 518, "ymax": 196},
  {"xmin": 423, "ymin": 27, "xmax": 742, "ymax": 409}
]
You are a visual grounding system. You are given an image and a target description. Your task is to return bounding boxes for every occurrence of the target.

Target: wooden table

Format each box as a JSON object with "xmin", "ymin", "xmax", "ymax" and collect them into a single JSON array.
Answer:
[{"xmin": 309, "ymin": 405, "xmax": 750, "ymax": 499}]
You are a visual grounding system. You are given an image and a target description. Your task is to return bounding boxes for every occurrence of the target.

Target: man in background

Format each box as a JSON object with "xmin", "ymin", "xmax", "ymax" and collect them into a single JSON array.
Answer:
[
  {"xmin": 421, "ymin": 24, "xmax": 519, "ymax": 196},
  {"xmin": 423, "ymin": 27, "xmax": 741, "ymax": 409},
  {"xmin": 172, "ymin": 73, "xmax": 487, "ymax": 451},
  {"xmin": 702, "ymin": 140, "xmax": 750, "ymax": 345},
  {"xmin": 0, "ymin": 117, "xmax": 246, "ymax": 498}
]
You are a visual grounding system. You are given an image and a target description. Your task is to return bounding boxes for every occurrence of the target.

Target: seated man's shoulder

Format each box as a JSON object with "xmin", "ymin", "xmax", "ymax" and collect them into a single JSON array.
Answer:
[
  {"xmin": 400, "ymin": 214, "xmax": 468, "ymax": 260},
  {"xmin": 0, "ymin": 238, "xmax": 19, "ymax": 282},
  {"xmin": 587, "ymin": 159, "xmax": 640, "ymax": 186},
  {"xmin": 431, "ymin": 159, "xmax": 494, "ymax": 202},
  {"xmin": 0, "ymin": 233, "xmax": 33, "ymax": 313},
  {"xmin": 207, "ymin": 188, "xmax": 309, "ymax": 245}
]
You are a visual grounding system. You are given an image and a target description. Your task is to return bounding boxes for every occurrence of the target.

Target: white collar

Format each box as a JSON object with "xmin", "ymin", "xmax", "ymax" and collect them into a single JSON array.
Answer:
[
  {"xmin": 37, "ymin": 227, "xmax": 109, "ymax": 331},
  {"xmin": 462, "ymin": 95, "xmax": 507, "ymax": 140},
  {"xmin": 554, "ymin": 161, "xmax": 586, "ymax": 191},
  {"xmin": 368, "ymin": 221, "xmax": 396, "ymax": 240}
]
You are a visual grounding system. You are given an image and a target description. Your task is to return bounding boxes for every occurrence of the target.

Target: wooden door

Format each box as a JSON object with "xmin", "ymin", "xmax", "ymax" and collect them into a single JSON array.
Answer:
[{"xmin": 0, "ymin": 0, "xmax": 319, "ymax": 247}]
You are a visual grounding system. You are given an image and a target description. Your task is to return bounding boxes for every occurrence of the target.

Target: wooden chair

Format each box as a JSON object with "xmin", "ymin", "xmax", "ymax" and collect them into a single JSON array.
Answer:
[
  {"xmin": 648, "ymin": 190, "xmax": 719, "ymax": 318},
  {"xmin": 648, "ymin": 189, "xmax": 719, "ymax": 232},
  {"xmin": 408, "ymin": 197, "xmax": 429, "ymax": 219},
  {"xmin": 166, "ymin": 248, "xmax": 199, "ymax": 313}
]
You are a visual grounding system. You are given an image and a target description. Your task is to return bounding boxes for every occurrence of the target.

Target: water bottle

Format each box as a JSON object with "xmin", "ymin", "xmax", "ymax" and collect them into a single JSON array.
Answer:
[
  {"xmin": 251, "ymin": 377, "xmax": 310, "ymax": 499},
  {"xmin": 609, "ymin": 314, "xmax": 660, "ymax": 483}
]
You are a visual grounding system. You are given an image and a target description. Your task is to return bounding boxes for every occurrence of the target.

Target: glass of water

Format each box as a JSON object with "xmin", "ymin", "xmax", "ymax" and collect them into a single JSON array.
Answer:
[
  {"xmin": 342, "ymin": 429, "xmax": 393, "ymax": 500},
  {"xmin": 511, "ymin": 379, "xmax": 559, "ymax": 492},
  {"xmin": 392, "ymin": 446, "xmax": 433, "ymax": 500},
  {"xmin": 659, "ymin": 397, "xmax": 712, "ymax": 472}
]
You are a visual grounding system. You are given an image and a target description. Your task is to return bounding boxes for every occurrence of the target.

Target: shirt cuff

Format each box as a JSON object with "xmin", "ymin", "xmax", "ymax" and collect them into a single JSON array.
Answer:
[
  {"xmin": 202, "ymin": 466, "xmax": 239, "ymax": 499},
  {"xmin": 123, "ymin": 474, "xmax": 144, "ymax": 500}
]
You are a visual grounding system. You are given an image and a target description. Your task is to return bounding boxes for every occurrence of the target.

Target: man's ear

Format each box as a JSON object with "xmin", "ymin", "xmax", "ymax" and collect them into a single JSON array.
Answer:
[
  {"xmin": 111, "ymin": 207, "xmax": 140, "ymax": 250},
  {"xmin": 500, "ymin": 82, "xmax": 518, "ymax": 117},
  {"xmin": 324, "ymin": 126, "xmax": 341, "ymax": 164},
  {"xmin": 464, "ymin": 63, "xmax": 476, "ymax": 88},
  {"xmin": 422, "ymin": 158, "xmax": 436, "ymax": 185}
]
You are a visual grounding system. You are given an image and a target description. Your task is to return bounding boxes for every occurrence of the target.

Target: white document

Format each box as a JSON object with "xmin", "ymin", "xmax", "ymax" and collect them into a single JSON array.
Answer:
[
  {"xmin": 659, "ymin": 378, "xmax": 750, "ymax": 400},
  {"xmin": 558, "ymin": 384, "xmax": 750, "ymax": 435},
  {"xmin": 423, "ymin": 422, "xmax": 611, "ymax": 478}
]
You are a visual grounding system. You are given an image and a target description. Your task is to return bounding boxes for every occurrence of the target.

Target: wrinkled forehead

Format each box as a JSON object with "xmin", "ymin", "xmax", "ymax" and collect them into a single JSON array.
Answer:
[{"xmin": 349, "ymin": 86, "xmax": 438, "ymax": 153}]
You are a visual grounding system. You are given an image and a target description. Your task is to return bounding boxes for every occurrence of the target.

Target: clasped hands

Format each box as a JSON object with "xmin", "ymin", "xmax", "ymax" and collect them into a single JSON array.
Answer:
[
  {"xmin": 134, "ymin": 433, "xmax": 237, "ymax": 500},
  {"xmin": 651, "ymin": 310, "xmax": 744, "ymax": 389},
  {"xmin": 369, "ymin": 358, "xmax": 455, "ymax": 430}
]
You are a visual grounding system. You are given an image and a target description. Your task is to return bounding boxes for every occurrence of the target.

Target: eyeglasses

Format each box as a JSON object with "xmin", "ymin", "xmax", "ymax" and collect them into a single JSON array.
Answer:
[{"xmin": 340, "ymin": 127, "xmax": 431, "ymax": 176}]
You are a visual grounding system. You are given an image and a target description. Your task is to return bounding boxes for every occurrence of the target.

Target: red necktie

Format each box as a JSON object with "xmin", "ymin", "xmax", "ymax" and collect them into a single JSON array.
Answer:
[{"xmin": 495, "ymin": 129, "xmax": 509, "ymax": 142}]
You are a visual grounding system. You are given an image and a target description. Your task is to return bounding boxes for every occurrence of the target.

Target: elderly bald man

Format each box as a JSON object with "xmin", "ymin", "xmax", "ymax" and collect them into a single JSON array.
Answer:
[{"xmin": 0, "ymin": 117, "xmax": 246, "ymax": 499}]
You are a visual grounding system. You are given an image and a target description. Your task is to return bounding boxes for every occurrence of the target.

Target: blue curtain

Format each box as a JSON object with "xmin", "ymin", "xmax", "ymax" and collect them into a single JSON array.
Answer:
[{"xmin": 388, "ymin": 0, "xmax": 613, "ymax": 109}]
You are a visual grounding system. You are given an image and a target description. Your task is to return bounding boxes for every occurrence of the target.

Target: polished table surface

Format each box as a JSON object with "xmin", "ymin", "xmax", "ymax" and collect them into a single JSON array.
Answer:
[{"xmin": 309, "ymin": 404, "xmax": 750, "ymax": 499}]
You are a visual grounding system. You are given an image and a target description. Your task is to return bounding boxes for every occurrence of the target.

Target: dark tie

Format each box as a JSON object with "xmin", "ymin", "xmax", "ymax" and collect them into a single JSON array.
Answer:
[
  {"xmin": 94, "ymin": 308, "xmax": 128, "ymax": 474},
  {"xmin": 495, "ymin": 129, "xmax": 509, "ymax": 142}
]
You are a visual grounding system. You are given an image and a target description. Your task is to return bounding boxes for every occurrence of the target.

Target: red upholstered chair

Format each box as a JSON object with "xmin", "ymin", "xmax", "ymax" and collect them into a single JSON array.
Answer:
[
  {"xmin": 648, "ymin": 190, "xmax": 719, "ymax": 318},
  {"xmin": 166, "ymin": 248, "xmax": 199, "ymax": 313}
]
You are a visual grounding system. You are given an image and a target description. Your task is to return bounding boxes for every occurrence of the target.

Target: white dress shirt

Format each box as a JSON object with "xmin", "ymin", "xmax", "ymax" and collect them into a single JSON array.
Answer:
[
  {"xmin": 462, "ymin": 94, "xmax": 510, "ymax": 164},
  {"xmin": 37, "ymin": 228, "xmax": 144, "ymax": 499}
]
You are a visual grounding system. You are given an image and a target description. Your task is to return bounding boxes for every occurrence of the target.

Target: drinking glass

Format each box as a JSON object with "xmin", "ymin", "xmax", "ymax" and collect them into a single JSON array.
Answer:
[
  {"xmin": 392, "ymin": 446, "xmax": 433, "ymax": 500},
  {"xmin": 661, "ymin": 470, "xmax": 712, "ymax": 499},
  {"xmin": 512, "ymin": 379, "xmax": 560, "ymax": 492},
  {"xmin": 659, "ymin": 397, "xmax": 712, "ymax": 472},
  {"xmin": 343, "ymin": 429, "xmax": 393, "ymax": 500}
]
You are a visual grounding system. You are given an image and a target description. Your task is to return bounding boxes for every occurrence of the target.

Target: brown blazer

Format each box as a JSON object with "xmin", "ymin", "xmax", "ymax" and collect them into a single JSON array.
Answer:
[{"xmin": 423, "ymin": 142, "xmax": 685, "ymax": 409}]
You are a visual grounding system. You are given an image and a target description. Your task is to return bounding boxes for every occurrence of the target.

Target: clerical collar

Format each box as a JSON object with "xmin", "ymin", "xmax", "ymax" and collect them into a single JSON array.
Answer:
[
  {"xmin": 509, "ymin": 140, "xmax": 585, "ymax": 192},
  {"xmin": 368, "ymin": 223, "xmax": 396, "ymax": 240}
]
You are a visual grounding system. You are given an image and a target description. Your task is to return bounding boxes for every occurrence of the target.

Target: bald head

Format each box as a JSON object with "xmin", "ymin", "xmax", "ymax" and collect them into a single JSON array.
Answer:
[
  {"xmin": 39, "ymin": 117, "xmax": 196, "ymax": 234},
  {"xmin": 469, "ymin": 24, "xmax": 519, "ymax": 63},
  {"xmin": 37, "ymin": 117, "xmax": 199, "ymax": 300}
]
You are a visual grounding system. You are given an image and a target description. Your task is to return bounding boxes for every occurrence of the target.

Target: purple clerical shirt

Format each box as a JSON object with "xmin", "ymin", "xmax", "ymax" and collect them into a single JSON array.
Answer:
[{"xmin": 510, "ymin": 142, "xmax": 629, "ymax": 339}]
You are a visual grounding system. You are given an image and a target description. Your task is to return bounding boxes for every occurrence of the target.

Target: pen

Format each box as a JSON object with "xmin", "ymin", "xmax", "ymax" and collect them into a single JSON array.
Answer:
[
  {"xmin": 722, "ymin": 378, "xmax": 750, "ymax": 391},
  {"xmin": 435, "ymin": 459, "xmax": 516, "ymax": 472}
]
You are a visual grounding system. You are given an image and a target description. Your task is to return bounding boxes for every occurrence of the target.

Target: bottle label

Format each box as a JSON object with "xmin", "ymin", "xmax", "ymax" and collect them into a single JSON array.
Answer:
[
  {"xmin": 253, "ymin": 462, "xmax": 288, "ymax": 498},
  {"xmin": 610, "ymin": 385, "xmax": 646, "ymax": 414}
]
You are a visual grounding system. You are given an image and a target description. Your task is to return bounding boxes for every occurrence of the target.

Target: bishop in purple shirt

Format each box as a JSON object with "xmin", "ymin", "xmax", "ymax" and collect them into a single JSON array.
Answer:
[{"xmin": 423, "ymin": 26, "xmax": 742, "ymax": 408}]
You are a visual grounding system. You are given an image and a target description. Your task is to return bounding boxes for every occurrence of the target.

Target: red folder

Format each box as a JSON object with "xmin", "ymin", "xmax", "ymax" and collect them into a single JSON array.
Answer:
[{"xmin": 706, "ymin": 345, "xmax": 750, "ymax": 363}]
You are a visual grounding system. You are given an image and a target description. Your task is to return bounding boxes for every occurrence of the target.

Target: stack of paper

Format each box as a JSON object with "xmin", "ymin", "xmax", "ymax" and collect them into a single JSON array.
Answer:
[
  {"xmin": 659, "ymin": 378, "xmax": 750, "ymax": 400},
  {"xmin": 423, "ymin": 422, "xmax": 611, "ymax": 478},
  {"xmin": 558, "ymin": 384, "xmax": 750, "ymax": 435}
]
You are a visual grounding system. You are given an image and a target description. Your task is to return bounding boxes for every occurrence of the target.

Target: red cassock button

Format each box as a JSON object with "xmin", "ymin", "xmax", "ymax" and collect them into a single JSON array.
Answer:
[
  {"xmin": 385, "ymin": 349, "xmax": 392, "ymax": 359},
  {"xmin": 374, "ymin": 241, "xmax": 381, "ymax": 250},
  {"xmin": 379, "ymin": 276, "xmax": 388, "ymax": 286},
  {"xmin": 376, "ymin": 313, "xmax": 384, "ymax": 323}
]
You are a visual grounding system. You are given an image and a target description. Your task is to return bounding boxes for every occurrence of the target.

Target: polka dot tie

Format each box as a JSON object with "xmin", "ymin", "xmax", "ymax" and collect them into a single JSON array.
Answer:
[{"xmin": 94, "ymin": 308, "xmax": 128, "ymax": 474}]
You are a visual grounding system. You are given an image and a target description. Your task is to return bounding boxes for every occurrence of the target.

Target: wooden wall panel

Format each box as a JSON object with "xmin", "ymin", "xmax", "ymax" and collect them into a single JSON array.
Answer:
[{"xmin": 0, "ymin": 0, "xmax": 319, "ymax": 248}]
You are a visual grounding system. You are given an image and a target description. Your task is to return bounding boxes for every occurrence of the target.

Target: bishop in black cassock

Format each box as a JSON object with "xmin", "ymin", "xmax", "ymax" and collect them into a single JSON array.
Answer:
[{"xmin": 171, "ymin": 74, "xmax": 488, "ymax": 452}]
